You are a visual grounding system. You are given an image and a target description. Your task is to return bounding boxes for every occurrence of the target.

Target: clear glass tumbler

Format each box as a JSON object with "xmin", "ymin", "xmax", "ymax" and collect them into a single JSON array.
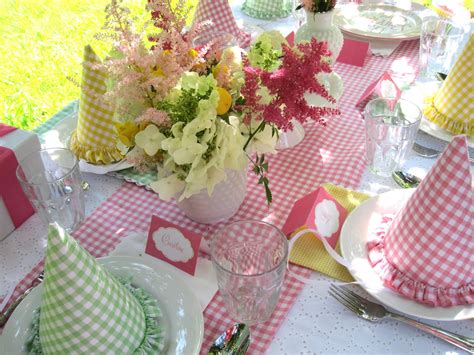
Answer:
[
  {"xmin": 211, "ymin": 220, "xmax": 288, "ymax": 324},
  {"xmin": 418, "ymin": 19, "xmax": 465, "ymax": 81},
  {"xmin": 16, "ymin": 148, "xmax": 85, "ymax": 232},
  {"xmin": 364, "ymin": 98, "xmax": 421, "ymax": 177}
]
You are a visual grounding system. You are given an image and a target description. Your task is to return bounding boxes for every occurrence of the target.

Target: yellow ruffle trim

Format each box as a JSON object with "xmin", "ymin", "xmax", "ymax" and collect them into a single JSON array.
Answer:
[
  {"xmin": 70, "ymin": 130, "xmax": 124, "ymax": 165},
  {"xmin": 423, "ymin": 96, "xmax": 474, "ymax": 136}
]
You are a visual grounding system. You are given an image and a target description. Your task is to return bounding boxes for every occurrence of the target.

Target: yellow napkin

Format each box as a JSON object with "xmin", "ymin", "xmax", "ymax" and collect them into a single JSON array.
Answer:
[
  {"xmin": 288, "ymin": 183, "xmax": 370, "ymax": 282},
  {"xmin": 70, "ymin": 45, "xmax": 123, "ymax": 165},
  {"xmin": 423, "ymin": 34, "xmax": 474, "ymax": 136}
]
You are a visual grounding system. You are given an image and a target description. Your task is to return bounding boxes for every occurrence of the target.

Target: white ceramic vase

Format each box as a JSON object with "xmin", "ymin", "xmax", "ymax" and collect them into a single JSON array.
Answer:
[
  {"xmin": 176, "ymin": 169, "xmax": 247, "ymax": 224},
  {"xmin": 276, "ymin": 120, "xmax": 305, "ymax": 150},
  {"xmin": 295, "ymin": 9, "xmax": 344, "ymax": 63}
]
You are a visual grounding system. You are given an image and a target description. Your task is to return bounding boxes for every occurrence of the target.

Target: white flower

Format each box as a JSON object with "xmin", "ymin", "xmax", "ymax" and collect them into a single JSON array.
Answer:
[
  {"xmin": 150, "ymin": 174, "xmax": 186, "ymax": 201},
  {"xmin": 241, "ymin": 120, "xmax": 278, "ymax": 154},
  {"xmin": 134, "ymin": 124, "xmax": 166, "ymax": 156}
]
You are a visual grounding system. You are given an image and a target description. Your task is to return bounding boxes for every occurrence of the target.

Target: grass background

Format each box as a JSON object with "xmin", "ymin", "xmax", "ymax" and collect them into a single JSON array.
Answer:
[{"xmin": 0, "ymin": 0, "xmax": 198, "ymax": 130}]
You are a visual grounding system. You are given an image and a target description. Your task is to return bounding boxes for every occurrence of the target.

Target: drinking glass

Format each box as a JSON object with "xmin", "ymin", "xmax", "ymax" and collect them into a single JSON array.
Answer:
[
  {"xmin": 418, "ymin": 19, "xmax": 465, "ymax": 81},
  {"xmin": 16, "ymin": 148, "xmax": 85, "ymax": 232},
  {"xmin": 364, "ymin": 98, "xmax": 421, "ymax": 177},
  {"xmin": 211, "ymin": 220, "xmax": 288, "ymax": 324}
]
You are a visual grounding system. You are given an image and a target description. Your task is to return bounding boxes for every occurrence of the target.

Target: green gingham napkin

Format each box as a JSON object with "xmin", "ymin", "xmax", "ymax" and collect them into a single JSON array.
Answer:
[
  {"xmin": 32, "ymin": 224, "xmax": 163, "ymax": 354},
  {"xmin": 241, "ymin": 0, "xmax": 292, "ymax": 19}
]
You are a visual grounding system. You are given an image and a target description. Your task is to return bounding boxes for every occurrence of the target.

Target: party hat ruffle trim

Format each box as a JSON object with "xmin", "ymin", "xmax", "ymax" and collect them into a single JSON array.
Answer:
[
  {"xmin": 70, "ymin": 130, "xmax": 124, "ymax": 165},
  {"xmin": 27, "ymin": 278, "xmax": 165, "ymax": 355},
  {"xmin": 241, "ymin": 2, "xmax": 292, "ymax": 19},
  {"xmin": 367, "ymin": 216, "xmax": 474, "ymax": 307},
  {"xmin": 423, "ymin": 96, "xmax": 474, "ymax": 136}
]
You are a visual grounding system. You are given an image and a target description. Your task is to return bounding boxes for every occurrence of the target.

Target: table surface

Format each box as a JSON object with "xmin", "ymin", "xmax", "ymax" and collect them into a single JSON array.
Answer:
[{"xmin": 1, "ymin": 1, "xmax": 473, "ymax": 353}]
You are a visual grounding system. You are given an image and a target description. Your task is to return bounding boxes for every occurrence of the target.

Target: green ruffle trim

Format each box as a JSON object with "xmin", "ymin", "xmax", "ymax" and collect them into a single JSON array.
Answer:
[
  {"xmin": 241, "ymin": 1, "xmax": 292, "ymax": 19},
  {"xmin": 26, "ymin": 277, "xmax": 165, "ymax": 355},
  {"xmin": 423, "ymin": 96, "xmax": 474, "ymax": 136},
  {"xmin": 70, "ymin": 129, "xmax": 124, "ymax": 165}
]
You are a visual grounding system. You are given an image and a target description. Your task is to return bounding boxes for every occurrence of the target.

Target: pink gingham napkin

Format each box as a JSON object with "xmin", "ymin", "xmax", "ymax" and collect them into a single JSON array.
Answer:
[
  {"xmin": 192, "ymin": 0, "xmax": 251, "ymax": 48},
  {"xmin": 368, "ymin": 135, "xmax": 474, "ymax": 307}
]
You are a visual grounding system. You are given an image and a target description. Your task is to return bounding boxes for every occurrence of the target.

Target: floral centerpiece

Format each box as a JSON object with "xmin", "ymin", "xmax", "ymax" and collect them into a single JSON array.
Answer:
[
  {"xmin": 99, "ymin": 0, "xmax": 339, "ymax": 210},
  {"xmin": 296, "ymin": 0, "xmax": 337, "ymax": 13}
]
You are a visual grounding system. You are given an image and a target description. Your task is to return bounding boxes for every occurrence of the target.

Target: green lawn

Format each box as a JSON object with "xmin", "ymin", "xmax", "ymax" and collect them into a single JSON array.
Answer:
[{"xmin": 0, "ymin": 0, "xmax": 198, "ymax": 131}]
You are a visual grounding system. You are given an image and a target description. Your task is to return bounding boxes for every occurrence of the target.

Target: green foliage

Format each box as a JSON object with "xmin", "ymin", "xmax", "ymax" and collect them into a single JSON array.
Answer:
[{"xmin": 0, "ymin": 0, "xmax": 199, "ymax": 130}]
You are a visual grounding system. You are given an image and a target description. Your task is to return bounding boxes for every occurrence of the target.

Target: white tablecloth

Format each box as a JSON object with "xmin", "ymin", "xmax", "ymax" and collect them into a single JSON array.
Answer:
[{"xmin": 1, "ymin": 1, "xmax": 473, "ymax": 353}]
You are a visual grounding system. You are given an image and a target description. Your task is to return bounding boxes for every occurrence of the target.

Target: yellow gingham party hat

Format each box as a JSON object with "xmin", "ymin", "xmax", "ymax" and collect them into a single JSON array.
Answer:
[
  {"xmin": 70, "ymin": 45, "xmax": 124, "ymax": 165},
  {"xmin": 423, "ymin": 34, "xmax": 474, "ymax": 136}
]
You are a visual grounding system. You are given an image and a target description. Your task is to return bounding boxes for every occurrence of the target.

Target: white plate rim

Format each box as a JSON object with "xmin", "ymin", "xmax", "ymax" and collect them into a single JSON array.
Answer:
[
  {"xmin": 339, "ymin": 189, "xmax": 474, "ymax": 321},
  {"xmin": 1, "ymin": 255, "xmax": 204, "ymax": 354},
  {"xmin": 402, "ymin": 82, "xmax": 474, "ymax": 148},
  {"xmin": 334, "ymin": 4, "xmax": 422, "ymax": 40}
]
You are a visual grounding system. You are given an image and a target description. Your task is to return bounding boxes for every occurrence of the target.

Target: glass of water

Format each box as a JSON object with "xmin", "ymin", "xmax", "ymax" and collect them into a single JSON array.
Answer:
[
  {"xmin": 364, "ymin": 98, "xmax": 421, "ymax": 177},
  {"xmin": 418, "ymin": 19, "xmax": 465, "ymax": 81},
  {"xmin": 211, "ymin": 220, "xmax": 288, "ymax": 324},
  {"xmin": 16, "ymin": 148, "xmax": 85, "ymax": 232}
]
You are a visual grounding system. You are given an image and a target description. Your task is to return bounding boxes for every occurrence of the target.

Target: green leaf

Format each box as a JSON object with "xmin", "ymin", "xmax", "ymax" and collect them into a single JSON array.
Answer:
[
  {"xmin": 264, "ymin": 181, "xmax": 272, "ymax": 205},
  {"xmin": 253, "ymin": 165, "xmax": 260, "ymax": 174},
  {"xmin": 262, "ymin": 162, "xmax": 268, "ymax": 172}
]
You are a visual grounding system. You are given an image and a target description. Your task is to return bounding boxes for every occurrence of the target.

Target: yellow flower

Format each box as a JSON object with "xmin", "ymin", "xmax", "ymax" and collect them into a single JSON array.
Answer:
[
  {"xmin": 216, "ymin": 87, "xmax": 232, "ymax": 115},
  {"xmin": 114, "ymin": 121, "xmax": 139, "ymax": 147},
  {"xmin": 212, "ymin": 63, "xmax": 229, "ymax": 79},
  {"xmin": 188, "ymin": 48, "xmax": 198, "ymax": 58},
  {"xmin": 152, "ymin": 50, "xmax": 173, "ymax": 77}
]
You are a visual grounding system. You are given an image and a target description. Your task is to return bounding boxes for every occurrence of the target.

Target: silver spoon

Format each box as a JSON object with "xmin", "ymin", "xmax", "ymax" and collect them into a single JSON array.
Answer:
[
  {"xmin": 208, "ymin": 323, "xmax": 250, "ymax": 354},
  {"xmin": 392, "ymin": 171, "xmax": 421, "ymax": 189}
]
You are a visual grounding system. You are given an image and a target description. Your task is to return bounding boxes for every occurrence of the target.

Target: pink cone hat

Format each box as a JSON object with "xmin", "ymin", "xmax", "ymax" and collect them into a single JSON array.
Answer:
[
  {"xmin": 191, "ymin": 0, "xmax": 251, "ymax": 48},
  {"xmin": 367, "ymin": 135, "xmax": 473, "ymax": 307}
]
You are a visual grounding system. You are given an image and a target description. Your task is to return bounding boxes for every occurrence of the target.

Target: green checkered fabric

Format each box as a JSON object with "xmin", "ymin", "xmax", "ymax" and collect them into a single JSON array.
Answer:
[
  {"xmin": 39, "ymin": 224, "xmax": 146, "ymax": 354},
  {"xmin": 241, "ymin": 0, "xmax": 292, "ymax": 19}
]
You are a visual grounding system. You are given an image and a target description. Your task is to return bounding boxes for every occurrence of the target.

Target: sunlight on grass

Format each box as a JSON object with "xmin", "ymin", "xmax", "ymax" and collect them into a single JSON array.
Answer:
[{"xmin": 0, "ymin": 0, "xmax": 198, "ymax": 130}]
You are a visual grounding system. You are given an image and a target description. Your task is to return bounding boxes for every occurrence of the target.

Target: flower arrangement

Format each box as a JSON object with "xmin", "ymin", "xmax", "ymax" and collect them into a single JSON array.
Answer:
[
  {"xmin": 296, "ymin": 0, "xmax": 337, "ymax": 13},
  {"xmin": 99, "ymin": 0, "xmax": 339, "ymax": 205}
]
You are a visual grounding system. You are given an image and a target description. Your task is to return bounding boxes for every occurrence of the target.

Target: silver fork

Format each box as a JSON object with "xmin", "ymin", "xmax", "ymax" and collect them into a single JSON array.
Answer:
[
  {"xmin": 329, "ymin": 284, "xmax": 474, "ymax": 353},
  {"xmin": 413, "ymin": 142, "xmax": 474, "ymax": 163}
]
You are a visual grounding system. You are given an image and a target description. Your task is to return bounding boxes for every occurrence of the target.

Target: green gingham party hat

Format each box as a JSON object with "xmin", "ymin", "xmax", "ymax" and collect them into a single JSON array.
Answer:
[
  {"xmin": 241, "ymin": 0, "xmax": 292, "ymax": 19},
  {"xmin": 32, "ymin": 224, "xmax": 162, "ymax": 354}
]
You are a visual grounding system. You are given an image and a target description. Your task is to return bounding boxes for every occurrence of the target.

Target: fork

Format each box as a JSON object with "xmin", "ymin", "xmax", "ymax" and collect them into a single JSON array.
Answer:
[
  {"xmin": 0, "ymin": 272, "xmax": 44, "ymax": 327},
  {"xmin": 413, "ymin": 142, "xmax": 474, "ymax": 163},
  {"xmin": 329, "ymin": 284, "xmax": 474, "ymax": 353}
]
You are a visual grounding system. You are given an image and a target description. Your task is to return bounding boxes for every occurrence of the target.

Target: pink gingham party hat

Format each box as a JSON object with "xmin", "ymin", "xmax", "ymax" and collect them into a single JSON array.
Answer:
[
  {"xmin": 367, "ymin": 135, "xmax": 473, "ymax": 307},
  {"xmin": 191, "ymin": 0, "xmax": 251, "ymax": 48}
]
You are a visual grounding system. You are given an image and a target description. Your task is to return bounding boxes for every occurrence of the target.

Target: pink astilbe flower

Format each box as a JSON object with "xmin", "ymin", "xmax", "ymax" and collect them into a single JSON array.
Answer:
[
  {"xmin": 236, "ymin": 58, "xmax": 265, "ymax": 124},
  {"xmin": 239, "ymin": 37, "xmax": 341, "ymax": 132},
  {"xmin": 136, "ymin": 108, "xmax": 171, "ymax": 128}
]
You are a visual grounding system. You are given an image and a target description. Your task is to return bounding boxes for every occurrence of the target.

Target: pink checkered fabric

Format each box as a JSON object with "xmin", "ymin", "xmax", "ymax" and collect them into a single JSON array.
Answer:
[
  {"xmin": 2, "ymin": 41, "xmax": 422, "ymax": 351},
  {"xmin": 368, "ymin": 136, "xmax": 474, "ymax": 307},
  {"xmin": 192, "ymin": 0, "xmax": 251, "ymax": 48}
]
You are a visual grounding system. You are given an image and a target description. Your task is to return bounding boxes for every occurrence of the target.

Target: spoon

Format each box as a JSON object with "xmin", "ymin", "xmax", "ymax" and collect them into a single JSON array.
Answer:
[
  {"xmin": 208, "ymin": 323, "xmax": 250, "ymax": 355},
  {"xmin": 392, "ymin": 171, "xmax": 421, "ymax": 189}
]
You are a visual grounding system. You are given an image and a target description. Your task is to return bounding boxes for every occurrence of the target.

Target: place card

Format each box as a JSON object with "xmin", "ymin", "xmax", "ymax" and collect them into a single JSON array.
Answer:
[
  {"xmin": 282, "ymin": 186, "xmax": 347, "ymax": 248},
  {"xmin": 286, "ymin": 31, "xmax": 295, "ymax": 46},
  {"xmin": 145, "ymin": 216, "xmax": 202, "ymax": 276},
  {"xmin": 336, "ymin": 38, "xmax": 369, "ymax": 67},
  {"xmin": 356, "ymin": 71, "xmax": 401, "ymax": 106}
]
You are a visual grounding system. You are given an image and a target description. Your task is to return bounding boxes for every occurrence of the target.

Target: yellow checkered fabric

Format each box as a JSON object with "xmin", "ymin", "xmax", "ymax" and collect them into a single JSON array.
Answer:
[
  {"xmin": 70, "ymin": 45, "xmax": 123, "ymax": 164},
  {"xmin": 424, "ymin": 34, "xmax": 474, "ymax": 136},
  {"xmin": 288, "ymin": 184, "xmax": 370, "ymax": 282}
]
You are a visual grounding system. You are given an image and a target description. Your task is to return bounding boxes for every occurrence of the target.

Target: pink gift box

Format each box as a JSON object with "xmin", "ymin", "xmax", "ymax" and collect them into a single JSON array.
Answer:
[{"xmin": 0, "ymin": 126, "xmax": 40, "ymax": 240}]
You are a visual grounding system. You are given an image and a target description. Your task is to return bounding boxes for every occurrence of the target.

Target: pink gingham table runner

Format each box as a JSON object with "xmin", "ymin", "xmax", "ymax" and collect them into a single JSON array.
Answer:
[{"xmin": 2, "ymin": 40, "xmax": 419, "ymax": 353}]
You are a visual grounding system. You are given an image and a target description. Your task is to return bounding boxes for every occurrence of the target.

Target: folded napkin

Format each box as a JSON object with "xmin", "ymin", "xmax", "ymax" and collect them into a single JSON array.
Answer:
[
  {"xmin": 367, "ymin": 136, "xmax": 473, "ymax": 307},
  {"xmin": 288, "ymin": 183, "xmax": 370, "ymax": 282},
  {"xmin": 70, "ymin": 45, "xmax": 123, "ymax": 165},
  {"xmin": 109, "ymin": 231, "xmax": 218, "ymax": 312},
  {"xmin": 31, "ymin": 224, "xmax": 163, "ymax": 354},
  {"xmin": 192, "ymin": 0, "xmax": 251, "ymax": 48},
  {"xmin": 342, "ymin": 32, "xmax": 401, "ymax": 58},
  {"xmin": 241, "ymin": 0, "xmax": 292, "ymax": 20},
  {"xmin": 423, "ymin": 34, "xmax": 474, "ymax": 136}
]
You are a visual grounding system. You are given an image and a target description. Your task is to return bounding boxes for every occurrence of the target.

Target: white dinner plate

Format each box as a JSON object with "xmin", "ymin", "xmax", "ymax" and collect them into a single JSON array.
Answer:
[
  {"xmin": 339, "ymin": 189, "xmax": 474, "ymax": 321},
  {"xmin": 402, "ymin": 82, "xmax": 474, "ymax": 148},
  {"xmin": 334, "ymin": 4, "xmax": 422, "ymax": 41},
  {"xmin": 0, "ymin": 256, "xmax": 204, "ymax": 354}
]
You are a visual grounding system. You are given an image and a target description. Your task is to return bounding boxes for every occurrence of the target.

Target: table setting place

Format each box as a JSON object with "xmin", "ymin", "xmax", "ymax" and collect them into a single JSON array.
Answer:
[{"xmin": 0, "ymin": 0, "xmax": 473, "ymax": 354}]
